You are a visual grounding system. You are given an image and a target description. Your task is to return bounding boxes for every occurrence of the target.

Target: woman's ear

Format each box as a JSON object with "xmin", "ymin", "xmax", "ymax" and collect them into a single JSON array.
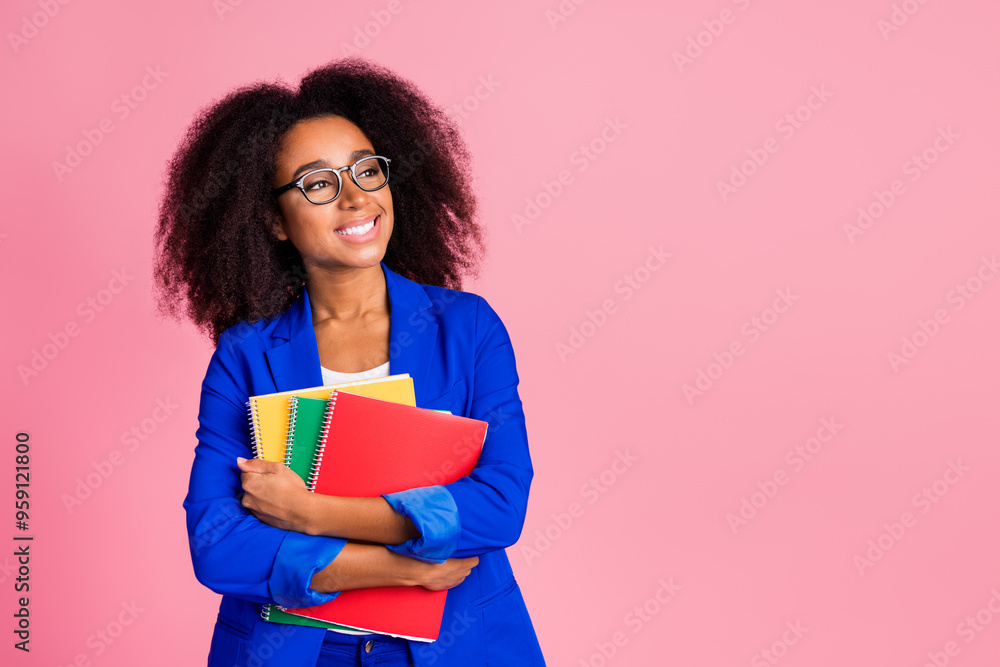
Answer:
[{"xmin": 269, "ymin": 215, "xmax": 288, "ymax": 242}]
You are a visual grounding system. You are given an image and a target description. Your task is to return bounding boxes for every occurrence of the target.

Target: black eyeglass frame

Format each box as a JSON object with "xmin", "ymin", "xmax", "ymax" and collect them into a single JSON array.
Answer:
[{"xmin": 272, "ymin": 155, "xmax": 392, "ymax": 205}]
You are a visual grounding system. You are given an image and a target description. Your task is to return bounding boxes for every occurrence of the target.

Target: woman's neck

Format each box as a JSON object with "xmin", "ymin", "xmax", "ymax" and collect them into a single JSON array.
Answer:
[{"xmin": 306, "ymin": 263, "xmax": 389, "ymax": 324}]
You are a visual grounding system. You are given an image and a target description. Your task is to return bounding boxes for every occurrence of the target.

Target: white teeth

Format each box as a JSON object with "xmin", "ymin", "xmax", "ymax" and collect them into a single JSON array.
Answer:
[{"xmin": 335, "ymin": 219, "xmax": 375, "ymax": 236}]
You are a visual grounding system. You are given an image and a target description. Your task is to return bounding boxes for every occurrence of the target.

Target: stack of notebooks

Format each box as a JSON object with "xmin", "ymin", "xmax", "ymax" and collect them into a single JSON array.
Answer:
[{"xmin": 244, "ymin": 373, "xmax": 487, "ymax": 642}]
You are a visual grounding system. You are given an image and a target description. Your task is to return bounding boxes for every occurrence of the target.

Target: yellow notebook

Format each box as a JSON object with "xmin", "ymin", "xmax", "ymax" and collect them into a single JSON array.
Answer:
[{"xmin": 245, "ymin": 374, "xmax": 416, "ymax": 462}]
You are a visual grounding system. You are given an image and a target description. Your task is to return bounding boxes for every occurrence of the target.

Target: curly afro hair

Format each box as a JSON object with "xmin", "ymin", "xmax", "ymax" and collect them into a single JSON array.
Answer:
[{"xmin": 153, "ymin": 57, "xmax": 486, "ymax": 347}]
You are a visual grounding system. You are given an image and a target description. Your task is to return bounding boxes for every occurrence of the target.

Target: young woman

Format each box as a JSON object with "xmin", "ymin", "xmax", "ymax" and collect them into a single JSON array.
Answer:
[{"xmin": 154, "ymin": 58, "xmax": 545, "ymax": 666}]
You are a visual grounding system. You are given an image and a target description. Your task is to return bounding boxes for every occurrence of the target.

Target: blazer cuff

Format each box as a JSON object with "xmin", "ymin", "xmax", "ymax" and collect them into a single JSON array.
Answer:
[
  {"xmin": 382, "ymin": 485, "xmax": 460, "ymax": 564},
  {"xmin": 267, "ymin": 530, "xmax": 347, "ymax": 609}
]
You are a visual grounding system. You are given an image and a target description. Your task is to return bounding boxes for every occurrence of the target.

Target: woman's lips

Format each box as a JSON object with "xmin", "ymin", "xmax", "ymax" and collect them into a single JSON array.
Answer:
[{"xmin": 334, "ymin": 215, "xmax": 379, "ymax": 243}]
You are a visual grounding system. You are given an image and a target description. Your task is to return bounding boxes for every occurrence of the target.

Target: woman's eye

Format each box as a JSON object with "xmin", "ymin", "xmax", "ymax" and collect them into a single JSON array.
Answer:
[{"xmin": 306, "ymin": 179, "xmax": 332, "ymax": 190}]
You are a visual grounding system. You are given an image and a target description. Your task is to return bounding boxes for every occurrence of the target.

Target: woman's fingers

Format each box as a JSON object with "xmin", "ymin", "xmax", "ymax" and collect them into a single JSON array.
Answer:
[
  {"xmin": 236, "ymin": 457, "xmax": 311, "ymax": 532},
  {"xmin": 419, "ymin": 555, "xmax": 480, "ymax": 590}
]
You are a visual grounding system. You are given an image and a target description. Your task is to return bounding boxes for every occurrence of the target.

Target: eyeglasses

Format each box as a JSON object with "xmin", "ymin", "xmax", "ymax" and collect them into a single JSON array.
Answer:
[{"xmin": 272, "ymin": 155, "xmax": 391, "ymax": 205}]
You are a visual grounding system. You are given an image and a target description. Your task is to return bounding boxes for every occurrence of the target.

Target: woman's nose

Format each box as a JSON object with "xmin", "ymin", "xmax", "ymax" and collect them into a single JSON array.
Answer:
[{"xmin": 337, "ymin": 175, "xmax": 368, "ymax": 208}]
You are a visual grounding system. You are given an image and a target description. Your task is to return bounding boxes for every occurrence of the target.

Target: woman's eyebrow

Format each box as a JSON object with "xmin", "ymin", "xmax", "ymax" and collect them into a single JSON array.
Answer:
[
  {"xmin": 349, "ymin": 148, "xmax": 376, "ymax": 161},
  {"xmin": 290, "ymin": 149, "xmax": 376, "ymax": 180},
  {"xmin": 291, "ymin": 159, "xmax": 328, "ymax": 179}
]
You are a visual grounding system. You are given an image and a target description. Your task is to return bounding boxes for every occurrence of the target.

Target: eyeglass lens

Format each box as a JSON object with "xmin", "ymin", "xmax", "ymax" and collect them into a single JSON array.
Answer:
[{"xmin": 301, "ymin": 156, "xmax": 388, "ymax": 204}]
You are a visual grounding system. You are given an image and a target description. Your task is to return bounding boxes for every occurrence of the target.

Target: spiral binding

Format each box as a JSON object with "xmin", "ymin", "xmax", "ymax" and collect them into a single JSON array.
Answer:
[
  {"xmin": 245, "ymin": 398, "xmax": 264, "ymax": 459},
  {"xmin": 260, "ymin": 603, "xmax": 293, "ymax": 621},
  {"xmin": 307, "ymin": 391, "xmax": 338, "ymax": 492},
  {"xmin": 283, "ymin": 395, "xmax": 299, "ymax": 467}
]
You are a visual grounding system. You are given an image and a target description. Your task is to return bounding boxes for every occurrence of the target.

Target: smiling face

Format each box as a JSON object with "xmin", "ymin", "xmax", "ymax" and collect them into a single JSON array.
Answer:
[{"xmin": 271, "ymin": 115, "xmax": 393, "ymax": 275}]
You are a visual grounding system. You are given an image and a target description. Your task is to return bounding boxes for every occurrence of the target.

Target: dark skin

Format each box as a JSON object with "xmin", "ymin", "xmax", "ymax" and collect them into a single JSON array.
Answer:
[{"xmin": 237, "ymin": 114, "xmax": 477, "ymax": 593}]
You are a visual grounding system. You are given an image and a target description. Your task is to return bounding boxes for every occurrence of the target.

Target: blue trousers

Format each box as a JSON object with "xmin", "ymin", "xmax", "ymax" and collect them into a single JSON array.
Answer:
[{"xmin": 315, "ymin": 631, "xmax": 414, "ymax": 666}]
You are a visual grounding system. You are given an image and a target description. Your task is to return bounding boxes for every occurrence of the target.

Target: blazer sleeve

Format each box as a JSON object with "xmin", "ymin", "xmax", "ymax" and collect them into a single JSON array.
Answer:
[
  {"xmin": 183, "ymin": 328, "xmax": 349, "ymax": 609},
  {"xmin": 381, "ymin": 296, "xmax": 534, "ymax": 562}
]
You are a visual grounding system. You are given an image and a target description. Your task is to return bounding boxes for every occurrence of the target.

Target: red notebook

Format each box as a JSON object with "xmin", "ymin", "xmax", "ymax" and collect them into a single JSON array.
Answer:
[{"xmin": 282, "ymin": 390, "xmax": 488, "ymax": 641}]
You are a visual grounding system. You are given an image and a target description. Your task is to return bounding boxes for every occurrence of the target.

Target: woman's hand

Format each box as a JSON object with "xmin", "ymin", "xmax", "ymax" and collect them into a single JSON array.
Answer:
[
  {"xmin": 236, "ymin": 456, "xmax": 315, "ymax": 534},
  {"xmin": 413, "ymin": 555, "xmax": 479, "ymax": 591}
]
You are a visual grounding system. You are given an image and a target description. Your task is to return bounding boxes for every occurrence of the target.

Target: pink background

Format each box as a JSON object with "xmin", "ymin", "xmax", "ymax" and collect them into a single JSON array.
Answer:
[{"xmin": 3, "ymin": 1, "xmax": 999, "ymax": 665}]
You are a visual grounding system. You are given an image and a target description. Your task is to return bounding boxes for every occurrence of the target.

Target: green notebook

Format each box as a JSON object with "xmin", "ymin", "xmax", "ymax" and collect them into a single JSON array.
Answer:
[
  {"xmin": 284, "ymin": 395, "xmax": 332, "ymax": 487},
  {"xmin": 262, "ymin": 396, "xmax": 361, "ymax": 632},
  {"xmin": 259, "ymin": 395, "xmax": 451, "ymax": 633}
]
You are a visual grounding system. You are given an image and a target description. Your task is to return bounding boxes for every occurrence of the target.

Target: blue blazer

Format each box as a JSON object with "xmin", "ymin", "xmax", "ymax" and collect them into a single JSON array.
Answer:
[{"xmin": 184, "ymin": 261, "xmax": 546, "ymax": 666}]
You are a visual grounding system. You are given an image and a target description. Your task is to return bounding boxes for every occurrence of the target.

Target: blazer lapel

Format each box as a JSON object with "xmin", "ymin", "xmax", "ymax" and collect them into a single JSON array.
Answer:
[
  {"xmin": 263, "ymin": 262, "xmax": 439, "ymax": 404},
  {"xmin": 264, "ymin": 284, "xmax": 322, "ymax": 394}
]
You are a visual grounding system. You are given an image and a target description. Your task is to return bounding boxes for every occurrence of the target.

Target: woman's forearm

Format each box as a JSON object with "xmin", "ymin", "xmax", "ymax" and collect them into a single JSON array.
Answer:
[
  {"xmin": 304, "ymin": 494, "xmax": 420, "ymax": 544},
  {"xmin": 309, "ymin": 542, "xmax": 479, "ymax": 595},
  {"xmin": 310, "ymin": 542, "xmax": 420, "ymax": 593}
]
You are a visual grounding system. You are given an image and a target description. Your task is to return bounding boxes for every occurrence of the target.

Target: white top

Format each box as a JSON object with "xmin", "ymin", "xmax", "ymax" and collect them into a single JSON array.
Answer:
[
  {"xmin": 317, "ymin": 359, "xmax": 390, "ymax": 635},
  {"xmin": 320, "ymin": 360, "xmax": 390, "ymax": 386}
]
